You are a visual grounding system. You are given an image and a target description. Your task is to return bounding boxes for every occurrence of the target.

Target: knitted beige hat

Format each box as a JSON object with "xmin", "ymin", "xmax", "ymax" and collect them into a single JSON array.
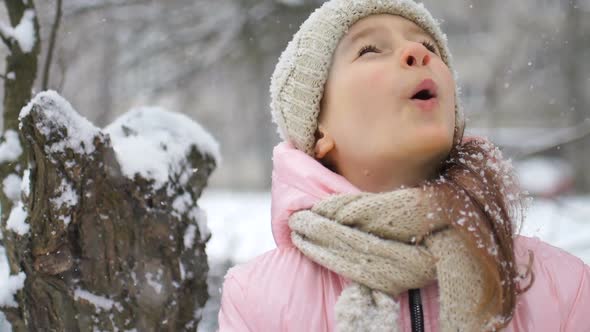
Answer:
[{"xmin": 270, "ymin": 0, "xmax": 465, "ymax": 156}]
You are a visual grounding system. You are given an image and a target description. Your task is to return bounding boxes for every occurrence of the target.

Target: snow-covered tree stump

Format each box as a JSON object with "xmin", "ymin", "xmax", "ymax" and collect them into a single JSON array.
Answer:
[{"xmin": 1, "ymin": 91, "xmax": 219, "ymax": 331}]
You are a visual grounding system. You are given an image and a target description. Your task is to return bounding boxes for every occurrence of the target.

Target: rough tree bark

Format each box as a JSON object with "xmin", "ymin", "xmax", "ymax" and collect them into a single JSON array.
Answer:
[{"xmin": 1, "ymin": 92, "xmax": 215, "ymax": 331}]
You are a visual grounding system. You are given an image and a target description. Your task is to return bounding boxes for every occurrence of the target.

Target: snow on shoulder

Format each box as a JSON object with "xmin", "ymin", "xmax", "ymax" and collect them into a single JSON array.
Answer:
[
  {"xmin": 104, "ymin": 107, "xmax": 220, "ymax": 190},
  {"xmin": 19, "ymin": 90, "xmax": 102, "ymax": 156}
]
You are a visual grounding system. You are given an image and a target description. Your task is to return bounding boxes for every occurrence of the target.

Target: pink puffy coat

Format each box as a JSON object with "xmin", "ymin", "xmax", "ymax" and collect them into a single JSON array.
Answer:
[{"xmin": 218, "ymin": 142, "xmax": 590, "ymax": 331}]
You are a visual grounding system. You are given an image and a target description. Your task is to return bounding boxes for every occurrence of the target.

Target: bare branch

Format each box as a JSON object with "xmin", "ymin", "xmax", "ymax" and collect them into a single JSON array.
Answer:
[
  {"xmin": 63, "ymin": 0, "xmax": 149, "ymax": 18},
  {"xmin": 57, "ymin": 51, "xmax": 67, "ymax": 93},
  {"xmin": 42, "ymin": 0, "xmax": 62, "ymax": 90},
  {"xmin": 514, "ymin": 122, "xmax": 590, "ymax": 159}
]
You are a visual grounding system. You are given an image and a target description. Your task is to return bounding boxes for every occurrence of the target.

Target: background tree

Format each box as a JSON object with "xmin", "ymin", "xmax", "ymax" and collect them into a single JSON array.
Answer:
[{"xmin": 0, "ymin": 0, "xmax": 41, "ymax": 329}]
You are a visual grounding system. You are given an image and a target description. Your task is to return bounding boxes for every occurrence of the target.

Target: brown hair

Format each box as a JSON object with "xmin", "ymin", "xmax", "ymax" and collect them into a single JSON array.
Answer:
[{"xmin": 422, "ymin": 137, "xmax": 534, "ymax": 330}]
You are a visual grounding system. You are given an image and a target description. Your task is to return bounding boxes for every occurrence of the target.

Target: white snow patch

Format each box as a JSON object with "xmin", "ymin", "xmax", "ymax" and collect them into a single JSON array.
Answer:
[
  {"xmin": 520, "ymin": 196, "xmax": 590, "ymax": 264},
  {"xmin": 50, "ymin": 178, "xmax": 77, "ymax": 227},
  {"xmin": 0, "ymin": 246, "xmax": 10, "ymax": 274},
  {"xmin": 179, "ymin": 261, "xmax": 186, "ymax": 280},
  {"xmin": 104, "ymin": 107, "xmax": 220, "ymax": 190},
  {"xmin": 51, "ymin": 178, "xmax": 78, "ymax": 208},
  {"xmin": 145, "ymin": 271, "xmax": 162, "ymax": 294},
  {"xmin": 19, "ymin": 90, "xmax": 101, "ymax": 156},
  {"xmin": 0, "ymin": 9, "xmax": 36, "ymax": 53},
  {"xmin": 199, "ymin": 190, "xmax": 273, "ymax": 262},
  {"xmin": 172, "ymin": 192, "xmax": 191, "ymax": 217},
  {"xmin": 184, "ymin": 224, "xmax": 197, "ymax": 249},
  {"xmin": 0, "ymin": 130, "xmax": 23, "ymax": 163},
  {"xmin": 21, "ymin": 168, "xmax": 31, "ymax": 197},
  {"xmin": 178, "ymin": 167, "xmax": 194, "ymax": 187},
  {"xmin": 0, "ymin": 246, "xmax": 26, "ymax": 309},
  {"xmin": 61, "ymin": 215, "xmax": 71, "ymax": 227},
  {"xmin": 0, "ymin": 271, "xmax": 26, "ymax": 307},
  {"xmin": 189, "ymin": 206, "xmax": 210, "ymax": 242},
  {"xmin": 6, "ymin": 201, "xmax": 28, "ymax": 235},
  {"xmin": 0, "ymin": 244, "xmax": 26, "ymax": 310},
  {"xmin": 3, "ymin": 174, "xmax": 22, "ymax": 202},
  {"xmin": 0, "ymin": 311, "xmax": 10, "ymax": 331},
  {"xmin": 74, "ymin": 288, "xmax": 115, "ymax": 311}
]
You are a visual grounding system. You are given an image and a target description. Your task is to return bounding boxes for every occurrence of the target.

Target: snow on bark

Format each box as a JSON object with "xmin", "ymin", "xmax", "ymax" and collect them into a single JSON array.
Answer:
[
  {"xmin": 0, "ymin": 130, "xmax": 23, "ymax": 163},
  {"xmin": 73, "ymin": 288, "xmax": 116, "ymax": 311},
  {"xmin": 104, "ymin": 106, "xmax": 221, "ymax": 191},
  {"xmin": 6, "ymin": 201, "xmax": 28, "ymax": 235},
  {"xmin": 0, "ymin": 271, "xmax": 26, "ymax": 307},
  {"xmin": 2, "ymin": 174, "xmax": 22, "ymax": 202},
  {"xmin": 2, "ymin": 90, "xmax": 217, "ymax": 331},
  {"xmin": 0, "ymin": 9, "xmax": 36, "ymax": 53},
  {"xmin": 19, "ymin": 90, "xmax": 102, "ymax": 157}
]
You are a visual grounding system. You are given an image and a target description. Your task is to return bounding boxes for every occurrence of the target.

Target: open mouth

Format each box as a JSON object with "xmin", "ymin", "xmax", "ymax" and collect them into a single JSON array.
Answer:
[
  {"xmin": 410, "ymin": 79, "xmax": 439, "ymax": 111},
  {"xmin": 410, "ymin": 79, "xmax": 438, "ymax": 100},
  {"xmin": 411, "ymin": 89, "xmax": 436, "ymax": 100}
]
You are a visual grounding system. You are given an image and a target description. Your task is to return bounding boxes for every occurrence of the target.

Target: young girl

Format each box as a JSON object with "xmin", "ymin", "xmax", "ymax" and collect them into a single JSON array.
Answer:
[{"xmin": 218, "ymin": 1, "xmax": 590, "ymax": 331}]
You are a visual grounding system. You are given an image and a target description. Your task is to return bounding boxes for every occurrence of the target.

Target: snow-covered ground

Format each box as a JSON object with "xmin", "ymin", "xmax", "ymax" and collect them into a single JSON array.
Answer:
[
  {"xmin": 520, "ymin": 196, "xmax": 590, "ymax": 263},
  {"xmin": 200, "ymin": 190, "xmax": 275, "ymax": 263}
]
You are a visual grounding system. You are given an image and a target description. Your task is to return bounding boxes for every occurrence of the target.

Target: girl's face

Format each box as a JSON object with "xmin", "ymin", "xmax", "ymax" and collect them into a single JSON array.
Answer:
[{"xmin": 316, "ymin": 14, "xmax": 456, "ymax": 191}]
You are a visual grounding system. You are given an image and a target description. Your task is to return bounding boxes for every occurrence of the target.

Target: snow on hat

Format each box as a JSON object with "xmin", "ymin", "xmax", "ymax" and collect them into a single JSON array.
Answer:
[{"xmin": 270, "ymin": 0, "xmax": 465, "ymax": 156}]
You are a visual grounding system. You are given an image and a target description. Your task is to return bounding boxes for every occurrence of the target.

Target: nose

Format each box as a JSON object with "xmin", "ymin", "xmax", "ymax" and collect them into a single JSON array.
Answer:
[{"xmin": 400, "ymin": 42, "xmax": 431, "ymax": 67}]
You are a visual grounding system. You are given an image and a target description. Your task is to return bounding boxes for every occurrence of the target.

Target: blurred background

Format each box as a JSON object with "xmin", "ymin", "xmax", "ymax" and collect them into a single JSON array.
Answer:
[{"xmin": 0, "ymin": 0, "xmax": 589, "ymax": 331}]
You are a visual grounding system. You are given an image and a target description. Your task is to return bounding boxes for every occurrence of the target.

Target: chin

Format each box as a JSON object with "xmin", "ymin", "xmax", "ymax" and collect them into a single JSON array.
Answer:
[
  {"xmin": 417, "ymin": 121, "xmax": 453, "ymax": 140},
  {"xmin": 408, "ymin": 129, "xmax": 453, "ymax": 161}
]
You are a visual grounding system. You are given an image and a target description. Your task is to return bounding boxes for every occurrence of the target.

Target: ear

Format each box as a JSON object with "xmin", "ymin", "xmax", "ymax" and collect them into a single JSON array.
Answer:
[{"xmin": 314, "ymin": 124, "xmax": 335, "ymax": 159}]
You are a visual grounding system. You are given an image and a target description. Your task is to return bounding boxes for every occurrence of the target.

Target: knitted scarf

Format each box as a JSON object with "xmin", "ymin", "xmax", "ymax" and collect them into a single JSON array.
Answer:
[{"xmin": 289, "ymin": 188, "xmax": 493, "ymax": 332}]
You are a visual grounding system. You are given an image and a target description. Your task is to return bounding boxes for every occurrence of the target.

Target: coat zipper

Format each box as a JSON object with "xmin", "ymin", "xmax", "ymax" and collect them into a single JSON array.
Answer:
[{"xmin": 409, "ymin": 288, "xmax": 424, "ymax": 332}]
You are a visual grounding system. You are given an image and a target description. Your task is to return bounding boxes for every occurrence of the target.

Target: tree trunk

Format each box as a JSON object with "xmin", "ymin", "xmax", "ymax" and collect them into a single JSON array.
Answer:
[
  {"xmin": 1, "ymin": 2, "xmax": 214, "ymax": 330},
  {"xmin": 1, "ymin": 92, "xmax": 215, "ymax": 331},
  {"xmin": 0, "ymin": 1, "xmax": 41, "ymax": 330}
]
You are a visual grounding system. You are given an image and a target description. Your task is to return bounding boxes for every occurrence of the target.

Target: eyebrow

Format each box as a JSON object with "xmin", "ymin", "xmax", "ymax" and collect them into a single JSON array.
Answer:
[
  {"xmin": 339, "ymin": 22, "xmax": 436, "ymax": 54},
  {"xmin": 339, "ymin": 25, "xmax": 385, "ymax": 52},
  {"xmin": 406, "ymin": 23, "xmax": 434, "ymax": 41}
]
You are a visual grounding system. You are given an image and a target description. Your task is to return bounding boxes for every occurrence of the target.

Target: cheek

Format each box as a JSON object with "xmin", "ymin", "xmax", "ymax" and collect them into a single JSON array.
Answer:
[
  {"xmin": 340, "ymin": 65, "xmax": 390, "ymax": 104},
  {"xmin": 334, "ymin": 69, "xmax": 398, "ymax": 138},
  {"xmin": 345, "ymin": 70, "xmax": 394, "ymax": 131},
  {"xmin": 437, "ymin": 64, "xmax": 457, "ymax": 132},
  {"xmin": 367, "ymin": 67, "xmax": 389, "ymax": 87}
]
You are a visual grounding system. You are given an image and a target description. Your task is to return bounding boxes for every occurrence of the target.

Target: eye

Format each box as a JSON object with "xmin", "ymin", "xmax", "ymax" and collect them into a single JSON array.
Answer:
[
  {"xmin": 421, "ymin": 40, "xmax": 438, "ymax": 55},
  {"xmin": 358, "ymin": 44, "xmax": 380, "ymax": 57}
]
